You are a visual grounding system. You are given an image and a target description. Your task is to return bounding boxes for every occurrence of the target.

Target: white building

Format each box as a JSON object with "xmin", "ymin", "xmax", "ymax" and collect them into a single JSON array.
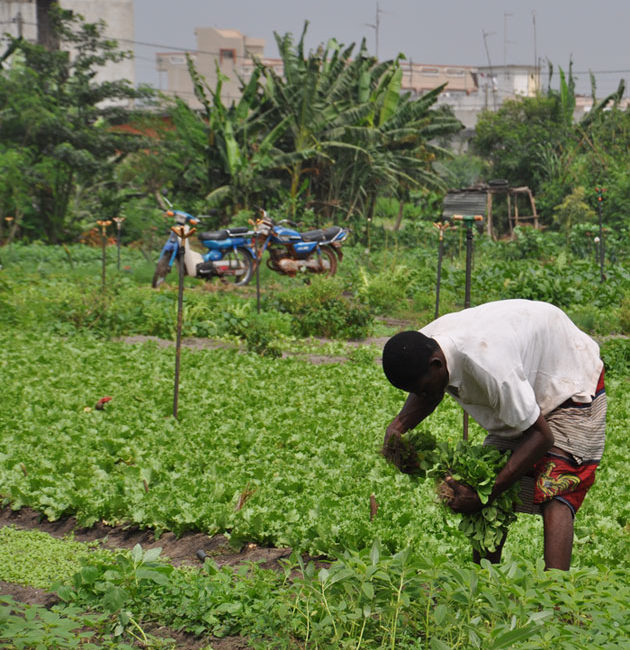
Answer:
[
  {"xmin": 157, "ymin": 27, "xmax": 274, "ymax": 109},
  {"xmin": 0, "ymin": 0, "xmax": 134, "ymax": 87}
]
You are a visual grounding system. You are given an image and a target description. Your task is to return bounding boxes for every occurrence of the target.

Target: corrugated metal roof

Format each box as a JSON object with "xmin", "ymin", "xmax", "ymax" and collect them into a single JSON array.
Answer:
[{"xmin": 442, "ymin": 191, "xmax": 487, "ymax": 218}]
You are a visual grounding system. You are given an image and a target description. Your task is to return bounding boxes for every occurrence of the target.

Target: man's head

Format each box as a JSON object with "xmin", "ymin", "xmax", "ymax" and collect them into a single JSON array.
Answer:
[
  {"xmin": 382, "ymin": 331, "xmax": 438, "ymax": 389},
  {"xmin": 382, "ymin": 331, "xmax": 449, "ymax": 407}
]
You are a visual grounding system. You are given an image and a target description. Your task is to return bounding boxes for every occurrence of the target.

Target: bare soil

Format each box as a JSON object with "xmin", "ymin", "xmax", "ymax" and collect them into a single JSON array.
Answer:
[
  {"xmin": 0, "ymin": 506, "xmax": 297, "ymax": 648},
  {"xmin": 118, "ymin": 333, "xmax": 392, "ymax": 365},
  {"xmin": 0, "ymin": 506, "xmax": 292, "ymax": 570}
]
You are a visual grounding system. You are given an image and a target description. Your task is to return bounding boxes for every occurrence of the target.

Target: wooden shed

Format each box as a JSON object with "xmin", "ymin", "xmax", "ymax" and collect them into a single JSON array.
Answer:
[{"xmin": 442, "ymin": 181, "xmax": 539, "ymax": 239}]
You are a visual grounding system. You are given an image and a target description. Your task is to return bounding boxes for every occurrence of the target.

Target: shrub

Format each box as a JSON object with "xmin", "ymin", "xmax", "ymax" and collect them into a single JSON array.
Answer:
[
  {"xmin": 221, "ymin": 303, "xmax": 289, "ymax": 357},
  {"xmin": 356, "ymin": 266, "xmax": 410, "ymax": 315},
  {"xmin": 273, "ymin": 276, "xmax": 373, "ymax": 339},
  {"xmin": 600, "ymin": 338, "xmax": 630, "ymax": 376}
]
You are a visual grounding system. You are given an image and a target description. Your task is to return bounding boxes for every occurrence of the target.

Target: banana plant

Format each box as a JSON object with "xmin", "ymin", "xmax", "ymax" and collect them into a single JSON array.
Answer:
[
  {"xmin": 258, "ymin": 24, "xmax": 375, "ymax": 216},
  {"xmin": 186, "ymin": 55, "xmax": 288, "ymax": 213}
]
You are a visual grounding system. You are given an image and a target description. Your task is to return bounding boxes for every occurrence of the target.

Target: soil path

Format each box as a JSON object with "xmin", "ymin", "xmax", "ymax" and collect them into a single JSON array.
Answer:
[
  {"xmin": 116, "ymin": 316, "xmax": 414, "ymax": 364},
  {"xmin": 0, "ymin": 506, "xmax": 293, "ymax": 570},
  {"xmin": 118, "ymin": 333, "xmax": 392, "ymax": 365},
  {"xmin": 0, "ymin": 506, "xmax": 292, "ymax": 649}
]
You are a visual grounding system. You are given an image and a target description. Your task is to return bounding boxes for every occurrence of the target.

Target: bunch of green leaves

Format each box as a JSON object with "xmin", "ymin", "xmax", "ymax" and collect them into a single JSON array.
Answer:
[
  {"xmin": 286, "ymin": 543, "xmax": 630, "ymax": 648},
  {"xmin": 0, "ymin": 596, "xmax": 121, "ymax": 650},
  {"xmin": 600, "ymin": 338, "xmax": 630, "ymax": 376},
  {"xmin": 3, "ymin": 527, "xmax": 629, "ymax": 649},
  {"xmin": 58, "ymin": 543, "xmax": 288, "ymax": 643},
  {"xmin": 0, "ymin": 526, "xmax": 107, "ymax": 589},
  {"xmin": 381, "ymin": 429, "xmax": 437, "ymax": 477},
  {"xmin": 57, "ymin": 544, "xmax": 173, "ymax": 644},
  {"xmin": 271, "ymin": 276, "xmax": 374, "ymax": 339},
  {"xmin": 429, "ymin": 440, "xmax": 520, "ymax": 554}
]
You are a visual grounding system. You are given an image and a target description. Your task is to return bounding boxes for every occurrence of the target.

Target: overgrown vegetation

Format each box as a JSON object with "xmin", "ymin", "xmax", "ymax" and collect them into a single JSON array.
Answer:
[{"xmin": 1, "ymin": 10, "xmax": 629, "ymax": 648}]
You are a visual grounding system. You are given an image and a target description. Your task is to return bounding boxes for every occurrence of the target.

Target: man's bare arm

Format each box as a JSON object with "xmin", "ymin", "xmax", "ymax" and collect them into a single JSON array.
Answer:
[
  {"xmin": 489, "ymin": 412, "xmax": 554, "ymax": 502},
  {"xmin": 385, "ymin": 391, "xmax": 442, "ymax": 443},
  {"xmin": 446, "ymin": 412, "xmax": 554, "ymax": 514}
]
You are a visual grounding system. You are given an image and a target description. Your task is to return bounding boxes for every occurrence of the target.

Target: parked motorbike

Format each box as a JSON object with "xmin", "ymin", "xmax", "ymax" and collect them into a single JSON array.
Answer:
[
  {"xmin": 152, "ymin": 201, "xmax": 255, "ymax": 288},
  {"xmin": 252, "ymin": 210, "xmax": 348, "ymax": 277}
]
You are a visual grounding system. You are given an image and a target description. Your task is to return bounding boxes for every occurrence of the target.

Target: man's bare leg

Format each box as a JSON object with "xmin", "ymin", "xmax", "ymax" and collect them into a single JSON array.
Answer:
[{"xmin": 542, "ymin": 499, "xmax": 574, "ymax": 570}]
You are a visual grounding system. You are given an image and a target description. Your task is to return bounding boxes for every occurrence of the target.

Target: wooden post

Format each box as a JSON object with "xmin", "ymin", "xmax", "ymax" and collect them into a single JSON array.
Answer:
[
  {"xmin": 452, "ymin": 214, "xmax": 484, "ymax": 440},
  {"xmin": 595, "ymin": 187, "xmax": 606, "ymax": 282},
  {"xmin": 486, "ymin": 192, "xmax": 493, "ymax": 239},
  {"xmin": 113, "ymin": 217, "xmax": 126, "ymax": 271},
  {"xmin": 530, "ymin": 190, "xmax": 539, "ymax": 229},
  {"xmin": 432, "ymin": 221, "xmax": 455, "ymax": 320},
  {"xmin": 171, "ymin": 225, "xmax": 196, "ymax": 419},
  {"xmin": 96, "ymin": 220, "xmax": 112, "ymax": 292}
]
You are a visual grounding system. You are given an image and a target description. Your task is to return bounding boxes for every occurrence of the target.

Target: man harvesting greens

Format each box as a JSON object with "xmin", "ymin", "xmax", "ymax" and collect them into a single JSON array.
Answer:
[{"xmin": 382, "ymin": 299, "xmax": 606, "ymax": 570}]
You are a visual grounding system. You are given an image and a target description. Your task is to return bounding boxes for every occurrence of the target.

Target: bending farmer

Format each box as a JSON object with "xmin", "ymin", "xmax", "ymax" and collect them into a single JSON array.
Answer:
[{"xmin": 382, "ymin": 299, "xmax": 606, "ymax": 570}]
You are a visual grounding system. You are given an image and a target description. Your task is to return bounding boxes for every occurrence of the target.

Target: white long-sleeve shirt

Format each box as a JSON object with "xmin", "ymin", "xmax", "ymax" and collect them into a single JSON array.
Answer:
[{"xmin": 421, "ymin": 300, "xmax": 603, "ymax": 437}]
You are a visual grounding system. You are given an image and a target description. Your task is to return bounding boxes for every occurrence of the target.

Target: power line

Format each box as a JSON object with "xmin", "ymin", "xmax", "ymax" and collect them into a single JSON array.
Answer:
[{"xmin": 2, "ymin": 25, "xmax": 628, "ymax": 88}]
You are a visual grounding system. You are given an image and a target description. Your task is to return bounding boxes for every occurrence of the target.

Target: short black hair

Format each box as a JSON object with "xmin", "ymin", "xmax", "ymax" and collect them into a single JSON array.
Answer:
[{"xmin": 382, "ymin": 331, "xmax": 438, "ymax": 390}]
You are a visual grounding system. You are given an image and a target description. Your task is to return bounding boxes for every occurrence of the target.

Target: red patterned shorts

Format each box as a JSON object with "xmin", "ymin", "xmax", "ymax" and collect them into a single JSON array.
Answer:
[{"xmin": 532, "ymin": 454, "xmax": 598, "ymax": 515}]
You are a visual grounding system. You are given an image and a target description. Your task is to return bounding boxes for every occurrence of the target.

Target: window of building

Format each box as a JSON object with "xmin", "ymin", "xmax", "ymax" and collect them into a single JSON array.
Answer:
[
  {"xmin": 421, "ymin": 67, "xmax": 439, "ymax": 76},
  {"xmin": 220, "ymin": 49, "xmax": 237, "ymax": 64},
  {"xmin": 446, "ymin": 68, "xmax": 465, "ymax": 77}
]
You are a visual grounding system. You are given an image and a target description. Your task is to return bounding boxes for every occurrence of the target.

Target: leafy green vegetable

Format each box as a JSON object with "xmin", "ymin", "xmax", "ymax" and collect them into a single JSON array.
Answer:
[
  {"xmin": 390, "ymin": 434, "xmax": 521, "ymax": 555},
  {"xmin": 431, "ymin": 441, "xmax": 521, "ymax": 554}
]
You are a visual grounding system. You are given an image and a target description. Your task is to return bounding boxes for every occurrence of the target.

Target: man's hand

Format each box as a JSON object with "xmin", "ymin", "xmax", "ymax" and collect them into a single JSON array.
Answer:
[
  {"xmin": 443, "ymin": 476, "xmax": 484, "ymax": 514},
  {"xmin": 382, "ymin": 428, "xmax": 421, "ymax": 475}
]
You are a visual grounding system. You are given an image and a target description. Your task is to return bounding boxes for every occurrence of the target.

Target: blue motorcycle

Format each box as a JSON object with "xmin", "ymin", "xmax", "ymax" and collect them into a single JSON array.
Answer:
[
  {"xmin": 252, "ymin": 210, "xmax": 348, "ymax": 277},
  {"xmin": 152, "ymin": 201, "xmax": 255, "ymax": 288}
]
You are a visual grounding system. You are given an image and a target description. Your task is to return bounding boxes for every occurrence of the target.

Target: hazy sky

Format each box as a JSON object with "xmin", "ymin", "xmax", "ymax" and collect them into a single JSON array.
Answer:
[{"xmin": 133, "ymin": 0, "xmax": 630, "ymax": 97}]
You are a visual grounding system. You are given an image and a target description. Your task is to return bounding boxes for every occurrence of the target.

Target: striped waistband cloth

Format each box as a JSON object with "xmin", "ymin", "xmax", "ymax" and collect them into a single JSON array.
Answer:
[{"xmin": 484, "ymin": 376, "xmax": 607, "ymax": 515}]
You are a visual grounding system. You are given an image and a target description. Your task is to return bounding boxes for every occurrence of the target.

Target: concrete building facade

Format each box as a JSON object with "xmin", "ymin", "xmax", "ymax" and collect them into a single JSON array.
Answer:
[
  {"xmin": 154, "ymin": 26, "xmax": 545, "ymax": 134},
  {"xmin": 0, "ymin": 0, "xmax": 134, "ymax": 87},
  {"xmin": 157, "ymin": 27, "xmax": 275, "ymax": 109}
]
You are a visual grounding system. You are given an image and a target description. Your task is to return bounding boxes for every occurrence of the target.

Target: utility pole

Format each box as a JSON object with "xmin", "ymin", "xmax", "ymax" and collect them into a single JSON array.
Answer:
[
  {"xmin": 8, "ymin": 0, "xmax": 30, "ymax": 39},
  {"xmin": 365, "ymin": 2, "xmax": 385, "ymax": 59},
  {"xmin": 15, "ymin": 10, "xmax": 23, "ymax": 38},
  {"xmin": 482, "ymin": 30, "xmax": 497, "ymax": 110},
  {"xmin": 503, "ymin": 11, "xmax": 513, "ymax": 67},
  {"xmin": 532, "ymin": 11, "xmax": 538, "ymax": 73}
]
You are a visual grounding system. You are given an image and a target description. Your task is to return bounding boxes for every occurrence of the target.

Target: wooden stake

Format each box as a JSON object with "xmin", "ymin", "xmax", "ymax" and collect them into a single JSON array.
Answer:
[
  {"xmin": 171, "ymin": 225, "xmax": 195, "ymax": 419},
  {"xmin": 96, "ymin": 220, "xmax": 112, "ymax": 292}
]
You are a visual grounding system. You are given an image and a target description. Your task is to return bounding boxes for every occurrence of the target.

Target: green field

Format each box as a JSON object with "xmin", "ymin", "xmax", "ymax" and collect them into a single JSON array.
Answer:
[{"xmin": 0, "ymin": 240, "xmax": 628, "ymax": 648}]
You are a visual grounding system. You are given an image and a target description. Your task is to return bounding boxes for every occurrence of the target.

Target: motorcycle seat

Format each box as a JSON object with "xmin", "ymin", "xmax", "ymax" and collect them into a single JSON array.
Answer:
[
  {"xmin": 322, "ymin": 226, "xmax": 343, "ymax": 240},
  {"xmin": 198, "ymin": 227, "xmax": 250, "ymax": 241},
  {"xmin": 301, "ymin": 229, "xmax": 325, "ymax": 242},
  {"xmin": 198, "ymin": 230, "xmax": 228, "ymax": 241},
  {"xmin": 301, "ymin": 226, "xmax": 344, "ymax": 242}
]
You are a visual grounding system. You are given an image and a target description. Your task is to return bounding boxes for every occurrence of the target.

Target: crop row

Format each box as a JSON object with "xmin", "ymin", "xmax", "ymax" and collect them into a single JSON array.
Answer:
[{"xmin": 1, "ymin": 329, "xmax": 627, "ymax": 570}]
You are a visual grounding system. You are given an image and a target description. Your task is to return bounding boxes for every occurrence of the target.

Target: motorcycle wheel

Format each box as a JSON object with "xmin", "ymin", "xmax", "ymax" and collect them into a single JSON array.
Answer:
[
  {"xmin": 221, "ymin": 248, "xmax": 254, "ymax": 286},
  {"xmin": 152, "ymin": 254, "xmax": 172, "ymax": 288},
  {"xmin": 318, "ymin": 246, "xmax": 338, "ymax": 276}
]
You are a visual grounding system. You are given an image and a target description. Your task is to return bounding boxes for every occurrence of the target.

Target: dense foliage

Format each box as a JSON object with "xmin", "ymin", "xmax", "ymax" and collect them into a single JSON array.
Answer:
[
  {"xmin": 0, "ymin": 7, "xmax": 154, "ymax": 243},
  {"xmin": 0, "ymin": 234, "xmax": 628, "ymax": 646},
  {"xmin": 472, "ymin": 64, "xmax": 629, "ymax": 228},
  {"xmin": 1, "ymin": 527, "xmax": 627, "ymax": 648}
]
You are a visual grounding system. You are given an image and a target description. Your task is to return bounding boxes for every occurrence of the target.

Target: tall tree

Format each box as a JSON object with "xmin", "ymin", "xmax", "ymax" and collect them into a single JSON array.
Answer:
[
  {"xmin": 258, "ymin": 24, "xmax": 461, "ymax": 224},
  {"xmin": 257, "ymin": 25, "xmax": 377, "ymax": 217},
  {"xmin": 0, "ymin": 6, "xmax": 153, "ymax": 242}
]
